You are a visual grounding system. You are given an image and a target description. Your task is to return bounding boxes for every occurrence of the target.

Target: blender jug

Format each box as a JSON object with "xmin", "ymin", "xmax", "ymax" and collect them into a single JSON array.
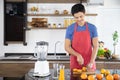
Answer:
[{"xmin": 34, "ymin": 41, "xmax": 48, "ymax": 60}]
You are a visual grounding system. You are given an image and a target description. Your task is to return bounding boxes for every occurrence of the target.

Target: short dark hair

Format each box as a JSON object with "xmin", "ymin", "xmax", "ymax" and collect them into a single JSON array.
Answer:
[{"xmin": 71, "ymin": 3, "xmax": 85, "ymax": 16}]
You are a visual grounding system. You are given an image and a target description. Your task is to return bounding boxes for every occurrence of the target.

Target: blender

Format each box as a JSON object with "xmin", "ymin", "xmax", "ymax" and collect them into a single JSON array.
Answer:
[{"xmin": 33, "ymin": 41, "xmax": 50, "ymax": 77}]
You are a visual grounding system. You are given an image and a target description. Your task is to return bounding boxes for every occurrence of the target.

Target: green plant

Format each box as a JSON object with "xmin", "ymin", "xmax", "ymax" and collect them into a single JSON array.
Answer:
[
  {"xmin": 113, "ymin": 31, "xmax": 119, "ymax": 46},
  {"xmin": 97, "ymin": 48, "xmax": 111, "ymax": 58},
  {"xmin": 97, "ymin": 49, "xmax": 105, "ymax": 56}
]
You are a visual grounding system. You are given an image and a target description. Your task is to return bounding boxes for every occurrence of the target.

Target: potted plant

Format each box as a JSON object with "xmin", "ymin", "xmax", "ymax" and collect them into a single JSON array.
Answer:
[{"xmin": 112, "ymin": 31, "xmax": 119, "ymax": 59}]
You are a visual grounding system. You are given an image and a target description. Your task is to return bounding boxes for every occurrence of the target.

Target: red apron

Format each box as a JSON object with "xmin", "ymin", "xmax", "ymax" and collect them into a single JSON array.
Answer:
[{"xmin": 70, "ymin": 22, "xmax": 96, "ymax": 70}]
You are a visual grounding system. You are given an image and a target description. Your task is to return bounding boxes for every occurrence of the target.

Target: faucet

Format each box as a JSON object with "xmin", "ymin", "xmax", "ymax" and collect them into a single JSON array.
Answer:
[{"xmin": 54, "ymin": 41, "xmax": 61, "ymax": 58}]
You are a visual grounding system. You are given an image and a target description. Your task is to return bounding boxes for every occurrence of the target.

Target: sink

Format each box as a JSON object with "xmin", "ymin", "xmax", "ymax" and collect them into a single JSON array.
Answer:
[
  {"xmin": 47, "ymin": 53, "xmax": 66, "ymax": 56},
  {"xmin": 47, "ymin": 56, "xmax": 70, "ymax": 60},
  {"xmin": 20, "ymin": 55, "xmax": 33, "ymax": 59},
  {"xmin": 0, "ymin": 54, "xmax": 33, "ymax": 60}
]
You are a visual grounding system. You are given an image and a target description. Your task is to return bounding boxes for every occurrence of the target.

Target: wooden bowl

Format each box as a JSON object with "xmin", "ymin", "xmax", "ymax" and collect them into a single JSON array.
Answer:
[{"xmin": 112, "ymin": 54, "xmax": 119, "ymax": 59}]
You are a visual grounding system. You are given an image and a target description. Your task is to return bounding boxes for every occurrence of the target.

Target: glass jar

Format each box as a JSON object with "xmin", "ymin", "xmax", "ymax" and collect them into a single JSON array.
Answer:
[
  {"xmin": 53, "ymin": 23, "xmax": 56, "ymax": 28},
  {"xmin": 57, "ymin": 23, "xmax": 62, "ymax": 28}
]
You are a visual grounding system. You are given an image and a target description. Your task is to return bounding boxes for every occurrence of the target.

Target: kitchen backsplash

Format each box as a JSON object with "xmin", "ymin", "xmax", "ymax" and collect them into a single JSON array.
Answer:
[{"xmin": 0, "ymin": 0, "xmax": 120, "ymax": 56}]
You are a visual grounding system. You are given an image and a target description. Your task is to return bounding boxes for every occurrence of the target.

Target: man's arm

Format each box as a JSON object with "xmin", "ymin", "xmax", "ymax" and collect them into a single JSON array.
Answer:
[
  {"xmin": 88, "ymin": 37, "xmax": 98, "ymax": 68},
  {"xmin": 64, "ymin": 39, "xmax": 84, "ymax": 65},
  {"xmin": 90, "ymin": 37, "xmax": 98, "ymax": 63}
]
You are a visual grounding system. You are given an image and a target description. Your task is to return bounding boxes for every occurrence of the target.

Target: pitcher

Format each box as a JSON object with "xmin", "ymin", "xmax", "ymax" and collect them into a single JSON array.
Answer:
[{"xmin": 34, "ymin": 41, "xmax": 48, "ymax": 61}]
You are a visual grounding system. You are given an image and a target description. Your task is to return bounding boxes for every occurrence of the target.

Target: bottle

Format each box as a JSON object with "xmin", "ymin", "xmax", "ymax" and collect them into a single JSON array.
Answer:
[
  {"xmin": 58, "ymin": 64, "xmax": 65, "ymax": 80},
  {"xmin": 48, "ymin": 23, "xmax": 51, "ymax": 28},
  {"xmin": 53, "ymin": 23, "xmax": 56, "ymax": 28}
]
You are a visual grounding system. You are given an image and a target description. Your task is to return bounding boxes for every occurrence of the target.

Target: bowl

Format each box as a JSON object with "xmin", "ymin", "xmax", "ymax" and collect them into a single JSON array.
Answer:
[{"xmin": 112, "ymin": 54, "xmax": 119, "ymax": 59}]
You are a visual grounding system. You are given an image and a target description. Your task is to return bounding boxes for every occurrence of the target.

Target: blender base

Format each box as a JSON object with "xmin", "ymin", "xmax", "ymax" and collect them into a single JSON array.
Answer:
[
  {"xmin": 33, "ymin": 72, "xmax": 51, "ymax": 77},
  {"xmin": 33, "ymin": 61, "xmax": 50, "ymax": 77}
]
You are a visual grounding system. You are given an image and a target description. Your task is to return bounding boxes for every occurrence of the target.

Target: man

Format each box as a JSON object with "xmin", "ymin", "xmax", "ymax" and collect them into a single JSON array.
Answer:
[{"xmin": 65, "ymin": 3, "xmax": 98, "ymax": 71}]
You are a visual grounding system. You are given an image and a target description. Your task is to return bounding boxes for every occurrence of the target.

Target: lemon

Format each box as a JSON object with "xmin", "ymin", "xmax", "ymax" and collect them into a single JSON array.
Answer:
[{"xmin": 100, "ymin": 68, "xmax": 106, "ymax": 74}]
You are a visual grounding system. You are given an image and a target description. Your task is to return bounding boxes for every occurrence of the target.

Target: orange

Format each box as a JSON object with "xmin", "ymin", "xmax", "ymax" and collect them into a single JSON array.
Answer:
[
  {"xmin": 82, "ymin": 67, "xmax": 87, "ymax": 72},
  {"xmin": 88, "ymin": 75, "xmax": 95, "ymax": 80},
  {"xmin": 73, "ymin": 71, "xmax": 78, "ymax": 74},
  {"xmin": 113, "ymin": 74, "xmax": 120, "ymax": 80},
  {"xmin": 100, "ymin": 68, "xmax": 106, "ymax": 74},
  {"xmin": 73, "ymin": 69, "xmax": 82, "ymax": 74},
  {"xmin": 96, "ymin": 74, "xmax": 103, "ymax": 80},
  {"xmin": 77, "ymin": 69, "xmax": 82, "ymax": 73},
  {"xmin": 106, "ymin": 74, "xmax": 113, "ymax": 80},
  {"xmin": 73, "ymin": 68, "xmax": 78, "ymax": 72},
  {"xmin": 80, "ymin": 73, "xmax": 87, "ymax": 79}
]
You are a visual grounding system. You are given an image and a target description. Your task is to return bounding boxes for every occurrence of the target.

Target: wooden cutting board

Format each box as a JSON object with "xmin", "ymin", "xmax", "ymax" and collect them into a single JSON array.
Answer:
[
  {"xmin": 73, "ymin": 71, "xmax": 96, "ymax": 75},
  {"xmin": 29, "ymin": 18, "xmax": 48, "ymax": 28},
  {"xmin": 72, "ymin": 71, "xmax": 96, "ymax": 80}
]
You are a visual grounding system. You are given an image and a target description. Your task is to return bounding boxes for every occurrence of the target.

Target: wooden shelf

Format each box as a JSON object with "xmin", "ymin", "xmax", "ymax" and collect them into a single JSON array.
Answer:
[
  {"xmin": 6, "ymin": 0, "xmax": 26, "ymax": 2},
  {"xmin": 29, "ymin": 27, "xmax": 67, "ymax": 30},
  {"xmin": 28, "ymin": 26, "xmax": 67, "ymax": 29},
  {"xmin": 27, "ymin": 22, "xmax": 67, "ymax": 29},
  {"xmin": 27, "ymin": 0, "xmax": 86, "ymax": 3},
  {"xmin": 28, "ymin": 13, "xmax": 98, "ymax": 16},
  {"xmin": 48, "ymin": 27, "xmax": 66, "ymax": 29}
]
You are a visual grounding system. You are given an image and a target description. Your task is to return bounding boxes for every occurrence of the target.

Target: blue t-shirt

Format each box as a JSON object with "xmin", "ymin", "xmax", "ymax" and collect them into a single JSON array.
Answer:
[{"xmin": 65, "ymin": 22, "xmax": 98, "ymax": 41}]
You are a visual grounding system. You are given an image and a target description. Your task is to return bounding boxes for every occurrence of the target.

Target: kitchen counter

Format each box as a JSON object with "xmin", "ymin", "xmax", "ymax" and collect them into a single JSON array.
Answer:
[
  {"xmin": 25, "ymin": 69, "xmax": 120, "ymax": 80},
  {"xmin": 0, "ymin": 53, "xmax": 70, "ymax": 78},
  {"xmin": 0, "ymin": 53, "xmax": 70, "ymax": 61},
  {"xmin": 1, "ymin": 53, "xmax": 120, "ymax": 78},
  {"xmin": 25, "ymin": 69, "xmax": 70, "ymax": 80},
  {"xmin": 0, "ymin": 53, "xmax": 120, "ymax": 61}
]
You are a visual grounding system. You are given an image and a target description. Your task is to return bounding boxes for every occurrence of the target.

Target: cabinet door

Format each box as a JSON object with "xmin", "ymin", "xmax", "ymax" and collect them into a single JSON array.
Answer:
[
  {"xmin": 4, "ymin": 0, "xmax": 27, "ymax": 45},
  {"xmin": 6, "ymin": 15, "xmax": 24, "ymax": 41}
]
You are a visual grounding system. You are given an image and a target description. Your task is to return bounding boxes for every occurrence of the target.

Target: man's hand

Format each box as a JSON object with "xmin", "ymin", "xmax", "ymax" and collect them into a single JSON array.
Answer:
[
  {"xmin": 87, "ymin": 63, "xmax": 94, "ymax": 72},
  {"xmin": 65, "ymin": 39, "xmax": 84, "ymax": 65},
  {"xmin": 77, "ymin": 54, "xmax": 84, "ymax": 65}
]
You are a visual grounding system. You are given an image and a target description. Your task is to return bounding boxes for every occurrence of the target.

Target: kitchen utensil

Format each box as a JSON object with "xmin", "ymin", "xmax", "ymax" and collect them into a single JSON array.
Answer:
[
  {"xmin": 53, "ymin": 63, "xmax": 59, "ymax": 79},
  {"xmin": 33, "ymin": 41, "xmax": 50, "ymax": 77}
]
